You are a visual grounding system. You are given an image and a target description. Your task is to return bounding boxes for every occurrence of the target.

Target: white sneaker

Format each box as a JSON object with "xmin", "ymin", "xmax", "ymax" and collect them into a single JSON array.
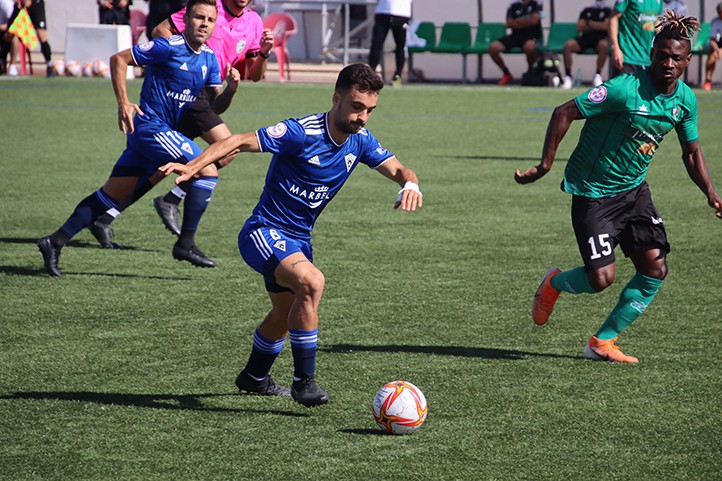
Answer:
[
  {"xmin": 7, "ymin": 64, "xmax": 18, "ymax": 76},
  {"xmin": 592, "ymin": 73, "xmax": 603, "ymax": 86},
  {"xmin": 562, "ymin": 75, "xmax": 573, "ymax": 90}
]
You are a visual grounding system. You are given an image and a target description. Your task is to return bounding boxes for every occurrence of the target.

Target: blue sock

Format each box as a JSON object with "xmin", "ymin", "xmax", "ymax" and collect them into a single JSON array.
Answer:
[
  {"xmin": 244, "ymin": 329, "xmax": 285, "ymax": 380},
  {"xmin": 290, "ymin": 328, "xmax": 318, "ymax": 381},
  {"xmin": 58, "ymin": 189, "xmax": 118, "ymax": 242},
  {"xmin": 181, "ymin": 177, "xmax": 217, "ymax": 235}
]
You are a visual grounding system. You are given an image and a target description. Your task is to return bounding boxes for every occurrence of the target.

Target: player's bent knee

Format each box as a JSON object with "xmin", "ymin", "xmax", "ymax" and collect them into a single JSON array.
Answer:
[{"xmin": 588, "ymin": 270, "xmax": 615, "ymax": 292}]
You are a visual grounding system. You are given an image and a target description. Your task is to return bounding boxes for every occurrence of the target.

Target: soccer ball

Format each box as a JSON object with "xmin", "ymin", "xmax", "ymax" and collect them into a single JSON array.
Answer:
[
  {"xmin": 92, "ymin": 59, "xmax": 110, "ymax": 78},
  {"xmin": 82, "ymin": 62, "xmax": 94, "ymax": 77},
  {"xmin": 372, "ymin": 380, "xmax": 428, "ymax": 435},
  {"xmin": 50, "ymin": 60, "xmax": 65, "ymax": 77},
  {"xmin": 65, "ymin": 60, "xmax": 82, "ymax": 77}
]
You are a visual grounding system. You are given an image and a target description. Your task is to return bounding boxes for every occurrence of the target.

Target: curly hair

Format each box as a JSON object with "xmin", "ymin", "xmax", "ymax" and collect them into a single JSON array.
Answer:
[{"xmin": 655, "ymin": 8, "xmax": 700, "ymax": 42}]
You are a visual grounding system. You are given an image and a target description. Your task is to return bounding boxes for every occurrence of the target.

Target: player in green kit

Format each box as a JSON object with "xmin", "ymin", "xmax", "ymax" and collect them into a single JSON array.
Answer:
[
  {"xmin": 514, "ymin": 10, "xmax": 722, "ymax": 363},
  {"xmin": 610, "ymin": 0, "xmax": 664, "ymax": 76}
]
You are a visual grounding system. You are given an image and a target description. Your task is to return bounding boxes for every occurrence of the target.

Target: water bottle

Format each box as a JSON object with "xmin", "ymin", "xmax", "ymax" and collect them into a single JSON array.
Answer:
[{"xmin": 575, "ymin": 68, "xmax": 583, "ymax": 87}]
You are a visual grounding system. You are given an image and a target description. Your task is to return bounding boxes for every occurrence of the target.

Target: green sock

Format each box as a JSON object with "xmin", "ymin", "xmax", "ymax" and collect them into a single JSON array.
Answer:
[
  {"xmin": 550, "ymin": 267, "xmax": 596, "ymax": 294},
  {"xmin": 595, "ymin": 272, "xmax": 664, "ymax": 340}
]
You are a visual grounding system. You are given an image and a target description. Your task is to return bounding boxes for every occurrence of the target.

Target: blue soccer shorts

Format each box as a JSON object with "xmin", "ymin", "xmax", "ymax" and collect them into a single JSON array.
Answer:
[
  {"xmin": 238, "ymin": 222, "xmax": 313, "ymax": 293},
  {"xmin": 110, "ymin": 120, "xmax": 203, "ymax": 183}
]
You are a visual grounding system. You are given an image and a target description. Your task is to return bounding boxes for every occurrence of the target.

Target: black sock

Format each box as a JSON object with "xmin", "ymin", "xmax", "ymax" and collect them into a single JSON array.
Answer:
[
  {"xmin": 178, "ymin": 230, "xmax": 195, "ymax": 249},
  {"xmin": 40, "ymin": 41, "xmax": 51, "ymax": 63}
]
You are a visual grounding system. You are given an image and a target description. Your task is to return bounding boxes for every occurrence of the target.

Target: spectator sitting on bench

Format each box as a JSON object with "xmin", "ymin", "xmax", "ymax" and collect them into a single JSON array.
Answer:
[
  {"xmin": 489, "ymin": 0, "xmax": 543, "ymax": 86},
  {"xmin": 561, "ymin": 0, "xmax": 612, "ymax": 89}
]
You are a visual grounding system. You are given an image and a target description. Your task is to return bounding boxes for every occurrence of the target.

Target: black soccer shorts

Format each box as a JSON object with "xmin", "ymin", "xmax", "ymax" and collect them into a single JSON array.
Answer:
[{"xmin": 571, "ymin": 182, "xmax": 670, "ymax": 271}]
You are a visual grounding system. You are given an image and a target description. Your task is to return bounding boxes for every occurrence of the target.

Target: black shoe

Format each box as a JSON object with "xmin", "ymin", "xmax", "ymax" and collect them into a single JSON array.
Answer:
[
  {"xmin": 89, "ymin": 220, "xmax": 122, "ymax": 249},
  {"xmin": 291, "ymin": 376, "xmax": 329, "ymax": 407},
  {"xmin": 153, "ymin": 196, "xmax": 181, "ymax": 236},
  {"xmin": 37, "ymin": 236, "xmax": 62, "ymax": 277},
  {"xmin": 46, "ymin": 64, "xmax": 57, "ymax": 77},
  {"xmin": 235, "ymin": 370, "xmax": 291, "ymax": 397},
  {"xmin": 172, "ymin": 242, "xmax": 216, "ymax": 268}
]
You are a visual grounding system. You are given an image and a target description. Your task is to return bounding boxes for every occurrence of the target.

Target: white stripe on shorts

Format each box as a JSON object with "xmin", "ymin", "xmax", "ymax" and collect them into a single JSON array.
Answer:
[
  {"xmin": 154, "ymin": 133, "xmax": 182, "ymax": 159},
  {"xmin": 251, "ymin": 229, "xmax": 273, "ymax": 259}
]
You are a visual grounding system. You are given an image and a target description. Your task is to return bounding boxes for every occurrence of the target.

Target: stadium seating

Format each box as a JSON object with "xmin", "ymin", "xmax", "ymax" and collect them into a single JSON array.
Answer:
[
  {"xmin": 408, "ymin": 21, "xmax": 437, "ymax": 77},
  {"xmin": 263, "ymin": 13, "xmax": 298, "ymax": 82},
  {"xmin": 467, "ymin": 23, "xmax": 506, "ymax": 82},
  {"xmin": 544, "ymin": 23, "xmax": 578, "ymax": 53},
  {"xmin": 429, "ymin": 22, "xmax": 472, "ymax": 83},
  {"xmin": 690, "ymin": 22, "xmax": 711, "ymax": 85}
]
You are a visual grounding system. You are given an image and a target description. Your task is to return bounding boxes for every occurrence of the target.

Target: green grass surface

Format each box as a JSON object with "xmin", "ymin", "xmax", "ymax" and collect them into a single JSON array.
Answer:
[{"xmin": 1, "ymin": 77, "xmax": 721, "ymax": 480}]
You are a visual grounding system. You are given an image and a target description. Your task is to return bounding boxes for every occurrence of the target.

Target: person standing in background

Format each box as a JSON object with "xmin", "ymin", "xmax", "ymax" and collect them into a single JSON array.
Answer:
[
  {"xmin": 98, "ymin": 0, "xmax": 132, "ymax": 25},
  {"xmin": 0, "ymin": 0, "xmax": 54, "ymax": 76},
  {"xmin": 609, "ymin": 0, "xmax": 663, "ymax": 77},
  {"xmin": 368, "ymin": 0, "xmax": 412, "ymax": 85}
]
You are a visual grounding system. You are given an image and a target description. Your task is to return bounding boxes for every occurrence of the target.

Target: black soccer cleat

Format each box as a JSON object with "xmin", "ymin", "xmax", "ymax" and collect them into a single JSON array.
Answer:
[
  {"xmin": 235, "ymin": 370, "xmax": 291, "ymax": 397},
  {"xmin": 89, "ymin": 220, "xmax": 122, "ymax": 249},
  {"xmin": 291, "ymin": 376, "xmax": 329, "ymax": 407},
  {"xmin": 37, "ymin": 236, "xmax": 63, "ymax": 277},
  {"xmin": 172, "ymin": 242, "xmax": 217, "ymax": 268},
  {"xmin": 153, "ymin": 196, "xmax": 181, "ymax": 236}
]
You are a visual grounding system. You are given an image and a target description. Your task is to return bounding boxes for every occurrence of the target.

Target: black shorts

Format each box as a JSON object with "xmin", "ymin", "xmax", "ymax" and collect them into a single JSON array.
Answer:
[
  {"xmin": 9, "ymin": 0, "xmax": 47, "ymax": 30},
  {"xmin": 176, "ymin": 88, "xmax": 224, "ymax": 140},
  {"xmin": 573, "ymin": 34, "xmax": 608, "ymax": 52},
  {"xmin": 498, "ymin": 32, "xmax": 539, "ymax": 50},
  {"xmin": 571, "ymin": 182, "xmax": 670, "ymax": 271}
]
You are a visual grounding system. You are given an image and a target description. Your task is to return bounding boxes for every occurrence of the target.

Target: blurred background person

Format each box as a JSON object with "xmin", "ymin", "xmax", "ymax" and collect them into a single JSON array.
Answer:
[
  {"xmin": 98, "ymin": 0, "xmax": 132, "ymax": 26},
  {"xmin": 703, "ymin": 2, "xmax": 722, "ymax": 90}
]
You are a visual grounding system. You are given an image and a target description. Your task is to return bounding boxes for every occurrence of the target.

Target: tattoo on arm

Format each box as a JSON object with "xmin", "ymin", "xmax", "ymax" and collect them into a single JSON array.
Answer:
[{"xmin": 290, "ymin": 260, "xmax": 309, "ymax": 269}]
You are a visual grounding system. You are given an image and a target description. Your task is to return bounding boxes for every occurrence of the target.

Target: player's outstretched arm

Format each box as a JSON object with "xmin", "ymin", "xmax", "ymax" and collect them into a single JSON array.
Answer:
[
  {"xmin": 515, "ymin": 99, "xmax": 581, "ymax": 184},
  {"xmin": 376, "ymin": 157, "xmax": 422, "ymax": 212},
  {"xmin": 159, "ymin": 132, "xmax": 260, "ymax": 183},
  {"xmin": 110, "ymin": 49, "xmax": 143, "ymax": 134},
  {"xmin": 681, "ymin": 141, "xmax": 722, "ymax": 219}
]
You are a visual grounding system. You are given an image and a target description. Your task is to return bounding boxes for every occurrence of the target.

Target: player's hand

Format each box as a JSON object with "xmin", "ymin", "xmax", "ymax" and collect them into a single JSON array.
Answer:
[
  {"xmin": 118, "ymin": 101, "xmax": 143, "ymax": 134},
  {"xmin": 394, "ymin": 188, "xmax": 422, "ymax": 212},
  {"xmin": 260, "ymin": 28, "xmax": 274, "ymax": 53},
  {"xmin": 709, "ymin": 192, "xmax": 722, "ymax": 219},
  {"xmin": 225, "ymin": 63, "xmax": 241, "ymax": 92},
  {"xmin": 612, "ymin": 47, "xmax": 624, "ymax": 70},
  {"xmin": 158, "ymin": 162, "xmax": 195, "ymax": 184},
  {"xmin": 514, "ymin": 165, "xmax": 546, "ymax": 184}
]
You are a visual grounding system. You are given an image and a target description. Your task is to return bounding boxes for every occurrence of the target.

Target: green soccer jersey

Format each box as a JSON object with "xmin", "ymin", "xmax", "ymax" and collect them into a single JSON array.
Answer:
[
  {"xmin": 563, "ymin": 71, "xmax": 699, "ymax": 198},
  {"xmin": 614, "ymin": 0, "xmax": 663, "ymax": 67}
]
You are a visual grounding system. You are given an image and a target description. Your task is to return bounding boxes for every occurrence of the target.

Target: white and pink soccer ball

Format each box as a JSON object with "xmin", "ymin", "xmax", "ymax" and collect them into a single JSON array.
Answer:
[
  {"xmin": 372, "ymin": 380, "xmax": 428, "ymax": 435},
  {"xmin": 92, "ymin": 60, "xmax": 110, "ymax": 78},
  {"xmin": 64, "ymin": 59, "xmax": 82, "ymax": 77}
]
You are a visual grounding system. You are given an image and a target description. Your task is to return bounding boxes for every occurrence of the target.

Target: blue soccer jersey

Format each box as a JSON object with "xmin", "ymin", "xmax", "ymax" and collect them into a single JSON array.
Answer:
[
  {"xmin": 250, "ymin": 113, "xmax": 395, "ymax": 240},
  {"xmin": 130, "ymin": 35, "xmax": 222, "ymax": 129}
]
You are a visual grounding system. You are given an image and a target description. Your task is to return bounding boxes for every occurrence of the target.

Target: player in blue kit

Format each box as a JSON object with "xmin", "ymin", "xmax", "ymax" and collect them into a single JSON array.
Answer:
[
  {"xmin": 37, "ymin": 0, "xmax": 237, "ymax": 276},
  {"xmin": 160, "ymin": 63, "xmax": 423, "ymax": 406}
]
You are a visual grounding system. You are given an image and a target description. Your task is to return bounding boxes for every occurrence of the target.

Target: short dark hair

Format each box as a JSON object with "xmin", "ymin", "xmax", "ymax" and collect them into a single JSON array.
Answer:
[
  {"xmin": 335, "ymin": 63, "xmax": 384, "ymax": 95},
  {"xmin": 654, "ymin": 9, "xmax": 700, "ymax": 50},
  {"xmin": 185, "ymin": 0, "xmax": 218, "ymax": 14}
]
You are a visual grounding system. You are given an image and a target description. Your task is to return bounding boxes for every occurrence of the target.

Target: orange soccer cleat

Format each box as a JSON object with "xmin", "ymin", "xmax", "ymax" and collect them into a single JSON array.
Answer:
[
  {"xmin": 532, "ymin": 268, "xmax": 561, "ymax": 325},
  {"xmin": 583, "ymin": 336, "xmax": 639, "ymax": 364},
  {"xmin": 498, "ymin": 73, "xmax": 513, "ymax": 86}
]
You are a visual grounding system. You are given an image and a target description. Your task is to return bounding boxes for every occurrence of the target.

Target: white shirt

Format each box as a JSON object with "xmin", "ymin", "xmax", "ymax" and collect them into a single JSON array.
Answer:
[
  {"xmin": 375, "ymin": 0, "xmax": 412, "ymax": 18},
  {"xmin": 0, "ymin": 0, "xmax": 15, "ymax": 24}
]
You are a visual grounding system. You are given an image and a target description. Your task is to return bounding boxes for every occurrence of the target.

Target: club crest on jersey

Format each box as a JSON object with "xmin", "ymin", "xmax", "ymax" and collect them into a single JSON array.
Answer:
[
  {"xmin": 588, "ymin": 85, "xmax": 607, "ymax": 103},
  {"xmin": 139, "ymin": 41, "xmax": 154, "ymax": 51},
  {"xmin": 672, "ymin": 107, "xmax": 679, "ymax": 120},
  {"xmin": 202, "ymin": 65, "xmax": 208, "ymax": 78},
  {"xmin": 236, "ymin": 40, "xmax": 246, "ymax": 53},
  {"xmin": 181, "ymin": 142, "xmax": 194, "ymax": 155},
  {"xmin": 273, "ymin": 240, "xmax": 286, "ymax": 252},
  {"xmin": 344, "ymin": 153, "xmax": 357, "ymax": 172},
  {"xmin": 267, "ymin": 122, "xmax": 287, "ymax": 138}
]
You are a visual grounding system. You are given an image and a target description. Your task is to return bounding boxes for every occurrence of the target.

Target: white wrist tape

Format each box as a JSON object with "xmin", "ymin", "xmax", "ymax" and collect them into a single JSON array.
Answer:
[{"xmin": 397, "ymin": 181, "xmax": 422, "ymax": 203}]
